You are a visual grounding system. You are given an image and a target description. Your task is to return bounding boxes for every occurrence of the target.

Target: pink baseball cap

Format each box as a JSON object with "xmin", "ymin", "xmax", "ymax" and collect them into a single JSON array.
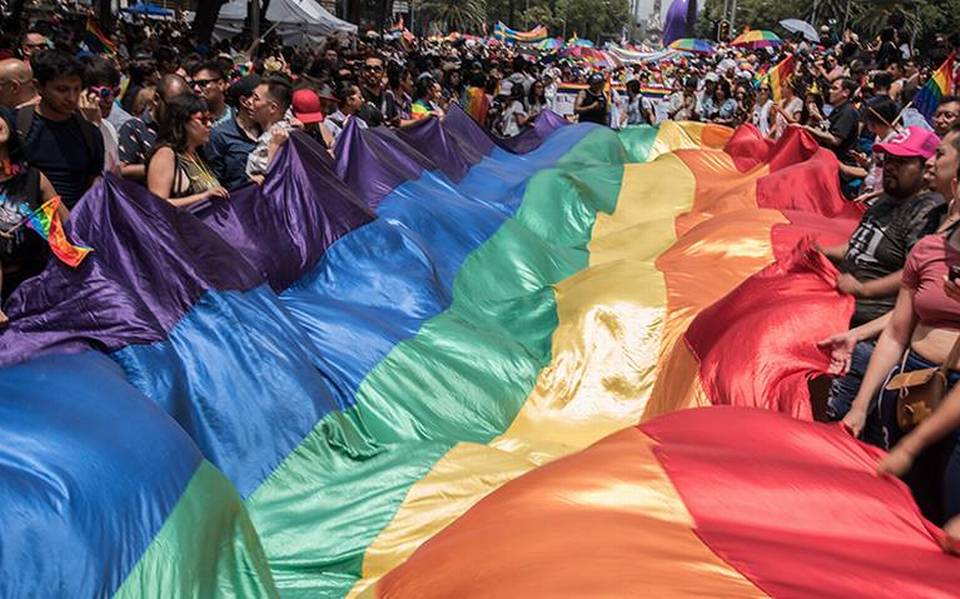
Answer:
[
  {"xmin": 873, "ymin": 126, "xmax": 940, "ymax": 160},
  {"xmin": 292, "ymin": 88, "xmax": 324, "ymax": 125}
]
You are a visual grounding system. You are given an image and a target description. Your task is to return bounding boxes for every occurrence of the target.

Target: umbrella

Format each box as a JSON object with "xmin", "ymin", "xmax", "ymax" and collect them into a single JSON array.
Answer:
[
  {"xmin": 668, "ymin": 38, "xmax": 717, "ymax": 55},
  {"xmin": 779, "ymin": 19, "xmax": 819, "ymax": 43},
  {"xmin": 536, "ymin": 37, "xmax": 564, "ymax": 51},
  {"xmin": 730, "ymin": 30, "xmax": 783, "ymax": 49}
]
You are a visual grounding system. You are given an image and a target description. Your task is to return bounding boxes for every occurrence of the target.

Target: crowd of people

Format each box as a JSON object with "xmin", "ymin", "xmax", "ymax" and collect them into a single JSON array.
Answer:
[{"xmin": 4, "ymin": 9, "xmax": 960, "ymax": 540}]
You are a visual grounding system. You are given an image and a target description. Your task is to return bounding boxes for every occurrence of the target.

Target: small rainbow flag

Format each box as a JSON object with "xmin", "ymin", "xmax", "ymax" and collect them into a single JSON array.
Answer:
[
  {"xmin": 493, "ymin": 22, "xmax": 548, "ymax": 43},
  {"xmin": 410, "ymin": 100, "xmax": 432, "ymax": 121},
  {"xmin": 22, "ymin": 197, "xmax": 92, "ymax": 267},
  {"xmin": 756, "ymin": 54, "xmax": 795, "ymax": 103},
  {"xmin": 84, "ymin": 17, "xmax": 118, "ymax": 55},
  {"xmin": 914, "ymin": 52, "xmax": 956, "ymax": 123}
]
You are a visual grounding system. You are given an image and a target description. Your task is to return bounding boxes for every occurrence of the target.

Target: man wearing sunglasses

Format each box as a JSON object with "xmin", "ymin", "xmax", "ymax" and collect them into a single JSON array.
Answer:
[
  {"xmin": 82, "ymin": 56, "xmax": 139, "ymax": 174},
  {"xmin": 188, "ymin": 62, "xmax": 231, "ymax": 128},
  {"xmin": 357, "ymin": 56, "xmax": 386, "ymax": 127}
]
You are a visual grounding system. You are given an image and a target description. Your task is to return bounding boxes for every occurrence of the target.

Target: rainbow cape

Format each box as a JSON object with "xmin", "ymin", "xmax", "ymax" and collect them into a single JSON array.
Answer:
[
  {"xmin": 914, "ymin": 52, "xmax": 956, "ymax": 123},
  {"xmin": 0, "ymin": 112, "xmax": 957, "ymax": 598},
  {"xmin": 22, "ymin": 196, "xmax": 92, "ymax": 267}
]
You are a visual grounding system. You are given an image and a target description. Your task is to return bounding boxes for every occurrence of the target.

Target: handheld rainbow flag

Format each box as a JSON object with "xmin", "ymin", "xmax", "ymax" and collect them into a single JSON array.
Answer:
[
  {"xmin": 914, "ymin": 52, "xmax": 956, "ymax": 123},
  {"xmin": 83, "ymin": 17, "xmax": 118, "ymax": 55},
  {"xmin": 756, "ymin": 53, "xmax": 795, "ymax": 103},
  {"xmin": 22, "ymin": 197, "xmax": 92, "ymax": 267},
  {"xmin": 493, "ymin": 22, "xmax": 548, "ymax": 43}
]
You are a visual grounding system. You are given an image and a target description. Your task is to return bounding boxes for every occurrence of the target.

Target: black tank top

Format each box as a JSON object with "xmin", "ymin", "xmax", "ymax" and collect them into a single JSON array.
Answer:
[
  {"xmin": 579, "ymin": 90, "xmax": 608, "ymax": 125},
  {"xmin": 0, "ymin": 167, "xmax": 49, "ymax": 302}
]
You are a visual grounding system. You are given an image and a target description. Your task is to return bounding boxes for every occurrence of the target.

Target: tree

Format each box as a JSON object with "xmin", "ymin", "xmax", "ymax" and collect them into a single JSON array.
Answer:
[
  {"xmin": 559, "ymin": 0, "xmax": 629, "ymax": 42},
  {"xmin": 413, "ymin": 0, "xmax": 487, "ymax": 33},
  {"xmin": 696, "ymin": 0, "xmax": 960, "ymax": 57}
]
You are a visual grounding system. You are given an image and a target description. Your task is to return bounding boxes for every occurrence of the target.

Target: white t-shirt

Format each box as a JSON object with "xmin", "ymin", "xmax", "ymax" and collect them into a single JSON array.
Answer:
[
  {"xmin": 99, "ymin": 119, "xmax": 120, "ymax": 174},
  {"xmin": 500, "ymin": 100, "xmax": 526, "ymax": 138},
  {"xmin": 772, "ymin": 96, "xmax": 803, "ymax": 139},
  {"xmin": 751, "ymin": 99, "xmax": 773, "ymax": 136}
]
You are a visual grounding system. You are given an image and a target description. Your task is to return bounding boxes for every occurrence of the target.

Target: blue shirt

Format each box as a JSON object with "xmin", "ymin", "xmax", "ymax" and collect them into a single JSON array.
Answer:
[{"xmin": 206, "ymin": 115, "xmax": 257, "ymax": 191}]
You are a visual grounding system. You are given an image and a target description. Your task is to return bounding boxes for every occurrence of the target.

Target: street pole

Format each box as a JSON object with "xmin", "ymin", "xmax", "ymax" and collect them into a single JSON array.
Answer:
[
  {"xmin": 250, "ymin": 0, "xmax": 260, "ymax": 49},
  {"xmin": 729, "ymin": 0, "xmax": 736, "ymax": 32}
]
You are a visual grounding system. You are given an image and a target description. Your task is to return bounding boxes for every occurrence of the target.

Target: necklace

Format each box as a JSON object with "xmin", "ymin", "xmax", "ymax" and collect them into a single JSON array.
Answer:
[{"xmin": 182, "ymin": 152, "xmax": 220, "ymax": 191}]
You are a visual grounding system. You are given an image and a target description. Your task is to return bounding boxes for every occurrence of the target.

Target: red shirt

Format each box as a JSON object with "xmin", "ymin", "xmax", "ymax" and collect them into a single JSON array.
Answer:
[{"xmin": 902, "ymin": 233, "xmax": 960, "ymax": 330}]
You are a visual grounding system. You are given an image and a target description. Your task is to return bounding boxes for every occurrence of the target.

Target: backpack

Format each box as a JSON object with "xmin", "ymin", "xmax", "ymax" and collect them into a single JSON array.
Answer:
[{"xmin": 16, "ymin": 105, "xmax": 100, "ymax": 160}]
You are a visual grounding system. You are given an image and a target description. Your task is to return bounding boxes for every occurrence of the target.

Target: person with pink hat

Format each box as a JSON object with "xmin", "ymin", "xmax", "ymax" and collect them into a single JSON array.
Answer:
[
  {"xmin": 291, "ymin": 87, "xmax": 335, "ymax": 149},
  {"xmin": 818, "ymin": 125, "xmax": 945, "ymax": 437}
]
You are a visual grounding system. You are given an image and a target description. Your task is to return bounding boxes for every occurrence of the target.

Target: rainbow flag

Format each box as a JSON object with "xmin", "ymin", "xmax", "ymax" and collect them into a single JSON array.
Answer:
[
  {"xmin": 914, "ymin": 52, "xmax": 956, "ymax": 123},
  {"xmin": 22, "ymin": 197, "xmax": 92, "ymax": 267},
  {"xmin": 83, "ymin": 17, "xmax": 118, "ymax": 55},
  {"xmin": 464, "ymin": 85, "xmax": 489, "ymax": 125},
  {"xmin": 493, "ymin": 21, "xmax": 548, "ymax": 43},
  {"xmin": 0, "ymin": 113, "xmax": 955, "ymax": 598},
  {"xmin": 756, "ymin": 53, "xmax": 795, "ymax": 103},
  {"xmin": 409, "ymin": 99, "xmax": 432, "ymax": 120}
]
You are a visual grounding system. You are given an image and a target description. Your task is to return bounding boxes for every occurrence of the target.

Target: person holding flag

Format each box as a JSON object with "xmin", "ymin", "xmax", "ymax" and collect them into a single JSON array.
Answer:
[
  {"xmin": 0, "ymin": 111, "xmax": 82, "ymax": 326},
  {"xmin": 913, "ymin": 52, "xmax": 956, "ymax": 129}
]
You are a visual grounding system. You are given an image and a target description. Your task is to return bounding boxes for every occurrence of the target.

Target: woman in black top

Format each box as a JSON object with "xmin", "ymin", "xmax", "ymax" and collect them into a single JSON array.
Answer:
[
  {"xmin": 146, "ymin": 94, "xmax": 228, "ymax": 209},
  {"xmin": 0, "ymin": 111, "xmax": 61, "ymax": 325},
  {"xmin": 575, "ymin": 73, "xmax": 609, "ymax": 125}
]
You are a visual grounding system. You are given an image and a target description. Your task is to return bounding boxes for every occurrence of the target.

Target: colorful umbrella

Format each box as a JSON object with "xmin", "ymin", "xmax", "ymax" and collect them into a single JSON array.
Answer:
[
  {"xmin": 668, "ymin": 38, "xmax": 717, "ymax": 55},
  {"xmin": 730, "ymin": 30, "xmax": 783, "ymax": 49},
  {"xmin": 535, "ymin": 37, "xmax": 564, "ymax": 51}
]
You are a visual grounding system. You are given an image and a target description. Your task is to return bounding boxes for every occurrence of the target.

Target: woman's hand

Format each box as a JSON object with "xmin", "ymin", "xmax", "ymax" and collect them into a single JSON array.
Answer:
[
  {"xmin": 205, "ymin": 186, "xmax": 229, "ymax": 200},
  {"xmin": 877, "ymin": 443, "xmax": 916, "ymax": 478},
  {"xmin": 842, "ymin": 404, "xmax": 868, "ymax": 437},
  {"xmin": 817, "ymin": 330, "xmax": 859, "ymax": 375}
]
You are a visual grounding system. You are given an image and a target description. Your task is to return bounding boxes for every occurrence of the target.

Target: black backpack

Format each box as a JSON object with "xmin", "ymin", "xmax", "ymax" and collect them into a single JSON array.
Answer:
[{"xmin": 16, "ymin": 105, "xmax": 100, "ymax": 159}]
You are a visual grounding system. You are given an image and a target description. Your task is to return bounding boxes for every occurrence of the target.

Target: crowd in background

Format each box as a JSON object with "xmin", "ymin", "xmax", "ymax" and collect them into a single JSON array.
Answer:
[{"xmin": 4, "ymin": 9, "xmax": 960, "ymax": 541}]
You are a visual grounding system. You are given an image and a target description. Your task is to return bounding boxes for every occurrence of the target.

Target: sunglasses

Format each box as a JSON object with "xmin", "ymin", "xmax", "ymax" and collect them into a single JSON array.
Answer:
[
  {"xmin": 191, "ymin": 114, "xmax": 214, "ymax": 127},
  {"xmin": 191, "ymin": 77, "xmax": 222, "ymax": 88},
  {"xmin": 363, "ymin": 64, "xmax": 384, "ymax": 72},
  {"xmin": 90, "ymin": 85, "xmax": 120, "ymax": 99}
]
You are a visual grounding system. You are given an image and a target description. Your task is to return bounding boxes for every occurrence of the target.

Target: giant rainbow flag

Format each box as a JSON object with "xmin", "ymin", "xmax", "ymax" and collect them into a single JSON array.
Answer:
[{"xmin": 1, "ymin": 107, "xmax": 958, "ymax": 597}]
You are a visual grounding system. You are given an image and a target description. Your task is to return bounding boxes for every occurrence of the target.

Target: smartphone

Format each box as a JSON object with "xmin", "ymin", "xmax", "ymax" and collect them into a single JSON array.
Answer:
[{"xmin": 949, "ymin": 264, "xmax": 960, "ymax": 282}]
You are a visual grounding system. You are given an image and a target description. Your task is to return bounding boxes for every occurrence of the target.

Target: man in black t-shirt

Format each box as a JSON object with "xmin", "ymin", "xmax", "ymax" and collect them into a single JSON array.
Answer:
[
  {"xmin": 19, "ymin": 51, "xmax": 104, "ymax": 209},
  {"xmin": 822, "ymin": 126, "xmax": 942, "ymax": 326},
  {"xmin": 805, "ymin": 77, "xmax": 861, "ymax": 165},
  {"xmin": 357, "ymin": 56, "xmax": 386, "ymax": 127}
]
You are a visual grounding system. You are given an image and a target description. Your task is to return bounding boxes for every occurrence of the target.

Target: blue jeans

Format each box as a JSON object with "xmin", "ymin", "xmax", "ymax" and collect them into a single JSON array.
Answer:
[
  {"xmin": 878, "ymin": 349, "xmax": 960, "ymax": 524},
  {"xmin": 827, "ymin": 341, "xmax": 884, "ymax": 443}
]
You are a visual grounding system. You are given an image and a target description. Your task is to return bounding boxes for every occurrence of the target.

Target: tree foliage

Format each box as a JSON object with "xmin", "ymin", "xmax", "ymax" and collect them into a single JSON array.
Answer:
[
  {"xmin": 697, "ymin": 0, "xmax": 960, "ymax": 58},
  {"xmin": 416, "ymin": 0, "xmax": 627, "ymax": 42},
  {"xmin": 413, "ymin": 0, "xmax": 487, "ymax": 33}
]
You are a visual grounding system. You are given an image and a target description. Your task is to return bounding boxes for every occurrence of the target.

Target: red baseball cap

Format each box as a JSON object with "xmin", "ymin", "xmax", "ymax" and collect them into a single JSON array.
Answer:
[
  {"xmin": 873, "ymin": 126, "xmax": 939, "ymax": 160},
  {"xmin": 292, "ymin": 88, "xmax": 324, "ymax": 124}
]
